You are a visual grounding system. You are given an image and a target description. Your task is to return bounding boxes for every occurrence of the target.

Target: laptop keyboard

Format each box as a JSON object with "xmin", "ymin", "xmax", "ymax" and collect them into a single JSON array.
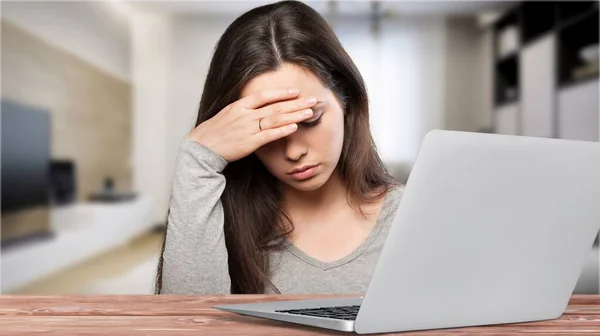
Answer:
[{"xmin": 275, "ymin": 305, "xmax": 360, "ymax": 320}]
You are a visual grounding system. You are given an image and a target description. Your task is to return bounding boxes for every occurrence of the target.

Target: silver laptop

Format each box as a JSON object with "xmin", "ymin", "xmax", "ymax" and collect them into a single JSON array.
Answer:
[{"xmin": 213, "ymin": 130, "xmax": 600, "ymax": 334}]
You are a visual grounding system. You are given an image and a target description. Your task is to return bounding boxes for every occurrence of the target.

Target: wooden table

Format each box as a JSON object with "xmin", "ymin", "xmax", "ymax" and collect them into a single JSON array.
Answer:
[{"xmin": 1, "ymin": 294, "xmax": 600, "ymax": 335}]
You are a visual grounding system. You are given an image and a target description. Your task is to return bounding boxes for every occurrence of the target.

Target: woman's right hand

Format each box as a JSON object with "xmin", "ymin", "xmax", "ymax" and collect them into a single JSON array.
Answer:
[{"xmin": 187, "ymin": 88, "xmax": 318, "ymax": 162}]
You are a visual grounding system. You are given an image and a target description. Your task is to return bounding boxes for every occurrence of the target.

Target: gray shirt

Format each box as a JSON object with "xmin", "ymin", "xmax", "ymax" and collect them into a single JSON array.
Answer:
[{"xmin": 162, "ymin": 138, "xmax": 403, "ymax": 294}]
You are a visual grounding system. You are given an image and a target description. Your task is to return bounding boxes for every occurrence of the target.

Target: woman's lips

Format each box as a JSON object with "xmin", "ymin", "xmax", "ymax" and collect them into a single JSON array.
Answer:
[{"xmin": 288, "ymin": 164, "xmax": 319, "ymax": 181}]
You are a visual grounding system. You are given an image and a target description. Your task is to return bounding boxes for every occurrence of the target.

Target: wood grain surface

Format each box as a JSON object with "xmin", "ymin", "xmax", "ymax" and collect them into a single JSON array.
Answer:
[{"xmin": 1, "ymin": 295, "xmax": 599, "ymax": 335}]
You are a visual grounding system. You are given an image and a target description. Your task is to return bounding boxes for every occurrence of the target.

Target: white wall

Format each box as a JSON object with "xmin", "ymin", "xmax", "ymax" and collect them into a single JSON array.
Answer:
[
  {"xmin": 166, "ymin": 16, "xmax": 235, "ymax": 186},
  {"xmin": 478, "ymin": 28, "xmax": 495, "ymax": 131},
  {"xmin": 335, "ymin": 16, "xmax": 489, "ymax": 164},
  {"xmin": 444, "ymin": 17, "xmax": 484, "ymax": 133},
  {"xmin": 130, "ymin": 14, "xmax": 236, "ymax": 224},
  {"xmin": 131, "ymin": 12, "xmax": 171, "ymax": 223},
  {"xmin": 380, "ymin": 16, "xmax": 447, "ymax": 163},
  {"xmin": 1, "ymin": 1, "xmax": 131, "ymax": 81},
  {"xmin": 324, "ymin": 16, "xmax": 447, "ymax": 164}
]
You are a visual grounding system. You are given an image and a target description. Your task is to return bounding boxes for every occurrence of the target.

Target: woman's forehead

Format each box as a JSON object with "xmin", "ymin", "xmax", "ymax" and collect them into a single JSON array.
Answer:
[{"xmin": 241, "ymin": 63, "xmax": 327, "ymax": 99}]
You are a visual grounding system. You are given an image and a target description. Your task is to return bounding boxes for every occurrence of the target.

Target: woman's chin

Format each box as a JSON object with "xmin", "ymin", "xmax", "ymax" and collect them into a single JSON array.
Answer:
[{"xmin": 285, "ymin": 175, "xmax": 328, "ymax": 192}]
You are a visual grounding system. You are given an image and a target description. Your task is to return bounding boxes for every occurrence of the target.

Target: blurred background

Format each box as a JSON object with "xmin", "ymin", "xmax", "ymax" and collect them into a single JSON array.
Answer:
[{"xmin": 1, "ymin": 0, "xmax": 598, "ymax": 295}]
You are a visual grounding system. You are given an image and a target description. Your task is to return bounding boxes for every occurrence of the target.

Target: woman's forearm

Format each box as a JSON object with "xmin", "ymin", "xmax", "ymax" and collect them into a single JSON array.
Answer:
[{"xmin": 161, "ymin": 138, "xmax": 231, "ymax": 294}]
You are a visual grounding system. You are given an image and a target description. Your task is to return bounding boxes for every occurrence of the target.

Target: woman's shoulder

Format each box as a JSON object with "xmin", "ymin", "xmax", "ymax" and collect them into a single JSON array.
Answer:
[
  {"xmin": 380, "ymin": 183, "xmax": 404, "ymax": 217},
  {"xmin": 389, "ymin": 183, "xmax": 405, "ymax": 199},
  {"xmin": 382, "ymin": 183, "xmax": 405, "ymax": 203}
]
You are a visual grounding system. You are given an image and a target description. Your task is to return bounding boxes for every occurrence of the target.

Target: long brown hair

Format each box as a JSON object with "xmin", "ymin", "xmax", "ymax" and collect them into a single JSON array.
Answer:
[{"xmin": 155, "ymin": 0, "xmax": 396, "ymax": 294}]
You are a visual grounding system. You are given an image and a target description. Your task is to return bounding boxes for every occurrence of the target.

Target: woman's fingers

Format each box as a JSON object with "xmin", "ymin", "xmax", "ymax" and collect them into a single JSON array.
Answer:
[
  {"xmin": 258, "ymin": 109, "xmax": 313, "ymax": 131},
  {"xmin": 238, "ymin": 88, "xmax": 300, "ymax": 110},
  {"xmin": 250, "ymin": 94, "xmax": 318, "ymax": 131},
  {"xmin": 252, "ymin": 123, "xmax": 299, "ymax": 147},
  {"xmin": 255, "ymin": 95, "xmax": 318, "ymax": 119}
]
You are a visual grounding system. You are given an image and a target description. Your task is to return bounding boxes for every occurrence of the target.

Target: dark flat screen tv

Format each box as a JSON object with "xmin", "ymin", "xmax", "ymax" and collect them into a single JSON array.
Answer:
[{"xmin": 1, "ymin": 100, "xmax": 51, "ymax": 213}]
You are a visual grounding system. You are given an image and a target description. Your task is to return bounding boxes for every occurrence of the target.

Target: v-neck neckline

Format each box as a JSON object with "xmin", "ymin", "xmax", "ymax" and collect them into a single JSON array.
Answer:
[{"xmin": 283, "ymin": 187, "xmax": 399, "ymax": 270}]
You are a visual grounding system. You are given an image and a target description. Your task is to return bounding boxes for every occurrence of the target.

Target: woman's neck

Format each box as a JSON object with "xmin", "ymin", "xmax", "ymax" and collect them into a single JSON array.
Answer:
[{"xmin": 282, "ymin": 169, "xmax": 349, "ymax": 222}]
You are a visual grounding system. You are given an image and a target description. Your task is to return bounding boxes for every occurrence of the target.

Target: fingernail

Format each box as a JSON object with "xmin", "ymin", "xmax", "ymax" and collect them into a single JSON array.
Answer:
[
  {"xmin": 288, "ymin": 88, "xmax": 300, "ymax": 94},
  {"xmin": 305, "ymin": 96, "xmax": 317, "ymax": 104},
  {"xmin": 302, "ymin": 109, "xmax": 313, "ymax": 117},
  {"xmin": 287, "ymin": 124, "xmax": 297, "ymax": 131}
]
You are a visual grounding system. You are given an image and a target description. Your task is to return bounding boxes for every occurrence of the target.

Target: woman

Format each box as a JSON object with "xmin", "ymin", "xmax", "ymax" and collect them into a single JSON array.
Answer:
[{"xmin": 156, "ymin": 0, "xmax": 403, "ymax": 295}]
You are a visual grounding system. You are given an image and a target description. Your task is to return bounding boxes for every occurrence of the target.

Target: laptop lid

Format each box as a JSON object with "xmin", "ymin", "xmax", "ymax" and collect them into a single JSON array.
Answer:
[{"xmin": 355, "ymin": 130, "xmax": 600, "ymax": 334}]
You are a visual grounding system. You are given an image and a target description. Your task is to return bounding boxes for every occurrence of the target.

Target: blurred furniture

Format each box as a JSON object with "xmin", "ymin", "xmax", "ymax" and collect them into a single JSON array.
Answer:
[
  {"xmin": 88, "ymin": 192, "xmax": 138, "ymax": 203},
  {"xmin": 490, "ymin": 1, "xmax": 600, "ymax": 295},
  {"xmin": 0, "ymin": 294, "xmax": 599, "ymax": 335},
  {"xmin": 558, "ymin": 79, "xmax": 600, "ymax": 141},
  {"xmin": 2, "ymin": 22, "xmax": 134, "ymax": 209},
  {"xmin": 576, "ymin": 244, "xmax": 600, "ymax": 294},
  {"xmin": 88, "ymin": 177, "xmax": 138, "ymax": 203},
  {"xmin": 50, "ymin": 160, "xmax": 77, "ymax": 206},
  {"xmin": 1, "ymin": 100, "xmax": 53, "ymax": 246},
  {"xmin": 492, "ymin": 1, "xmax": 599, "ymax": 139},
  {"xmin": 494, "ymin": 103, "xmax": 519, "ymax": 135},
  {"xmin": 1, "ymin": 196, "xmax": 154, "ymax": 293}
]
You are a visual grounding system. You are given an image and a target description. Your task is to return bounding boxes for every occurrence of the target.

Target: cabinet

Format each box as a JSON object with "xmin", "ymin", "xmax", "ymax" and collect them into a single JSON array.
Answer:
[
  {"xmin": 520, "ymin": 35, "xmax": 555, "ymax": 138},
  {"xmin": 1, "ymin": 196, "xmax": 155, "ymax": 293},
  {"xmin": 494, "ymin": 103, "xmax": 519, "ymax": 135},
  {"xmin": 492, "ymin": 2, "xmax": 599, "ymax": 139},
  {"xmin": 558, "ymin": 79, "xmax": 599, "ymax": 141}
]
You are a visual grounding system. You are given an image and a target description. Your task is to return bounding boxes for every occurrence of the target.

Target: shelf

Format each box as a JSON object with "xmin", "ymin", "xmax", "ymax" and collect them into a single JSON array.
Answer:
[
  {"xmin": 495, "ymin": 51, "xmax": 518, "ymax": 64},
  {"xmin": 1, "ymin": 196, "xmax": 155, "ymax": 293},
  {"xmin": 557, "ymin": 8, "xmax": 599, "ymax": 87},
  {"xmin": 557, "ymin": 78, "xmax": 599, "ymax": 142},
  {"xmin": 494, "ymin": 6, "xmax": 521, "ymax": 60},
  {"xmin": 495, "ymin": 98, "xmax": 520, "ymax": 109},
  {"xmin": 559, "ymin": 72, "xmax": 600, "ymax": 90},
  {"xmin": 557, "ymin": 1, "xmax": 599, "ymax": 28},
  {"xmin": 495, "ymin": 54, "xmax": 519, "ymax": 107},
  {"xmin": 559, "ymin": 6, "xmax": 599, "ymax": 31},
  {"xmin": 494, "ymin": 6, "xmax": 520, "ymax": 31},
  {"xmin": 491, "ymin": 1, "xmax": 599, "ymax": 141},
  {"xmin": 521, "ymin": 2, "xmax": 555, "ymax": 45}
]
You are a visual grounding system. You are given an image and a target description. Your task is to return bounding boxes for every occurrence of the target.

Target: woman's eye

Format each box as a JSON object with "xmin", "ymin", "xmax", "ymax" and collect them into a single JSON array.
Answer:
[{"xmin": 301, "ymin": 114, "xmax": 323, "ymax": 128}]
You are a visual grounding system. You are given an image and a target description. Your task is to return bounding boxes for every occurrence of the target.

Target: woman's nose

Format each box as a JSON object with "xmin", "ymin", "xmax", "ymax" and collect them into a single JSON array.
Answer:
[{"xmin": 284, "ymin": 133, "xmax": 308, "ymax": 162}]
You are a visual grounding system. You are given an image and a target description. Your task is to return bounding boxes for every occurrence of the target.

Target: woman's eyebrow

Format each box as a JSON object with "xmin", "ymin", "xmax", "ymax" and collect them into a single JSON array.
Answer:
[{"xmin": 304, "ymin": 103, "xmax": 325, "ymax": 118}]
